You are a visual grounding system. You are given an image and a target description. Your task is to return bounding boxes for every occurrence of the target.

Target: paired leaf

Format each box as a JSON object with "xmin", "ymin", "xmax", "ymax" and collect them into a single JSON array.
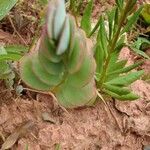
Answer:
[{"xmin": 20, "ymin": 0, "xmax": 97, "ymax": 108}]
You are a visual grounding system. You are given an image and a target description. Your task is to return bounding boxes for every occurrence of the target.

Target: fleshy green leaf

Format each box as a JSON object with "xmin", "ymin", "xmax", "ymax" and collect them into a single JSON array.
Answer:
[
  {"xmin": 38, "ymin": 51, "xmax": 64, "ymax": 75},
  {"xmin": 68, "ymin": 32, "xmax": 86, "ymax": 74},
  {"xmin": 53, "ymin": 0, "xmax": 66, "ymax": 40},
  {"xmin": 67, "ymin": 53, "xmax": 96, "ymax": 88},
  {"xmin": 20, "ymin": 56, "xmax": 51, "ymax": 91},
  {"xmin": 56, "ymin": 80, "xmax": 96, "ymax": 108},
  {"xmin": 56, "ymin": 15, "xmax": 70, "ymax": 55},
  {"xmin": 31, "ymin": 54, "xmax": 63, "ymax": 86}
]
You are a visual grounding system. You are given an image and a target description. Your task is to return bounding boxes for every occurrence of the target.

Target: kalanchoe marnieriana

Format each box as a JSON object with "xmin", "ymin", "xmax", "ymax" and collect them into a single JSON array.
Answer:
[{"xmin": 20, "ymin": 0, "xmax": 97, "ymax": 108}]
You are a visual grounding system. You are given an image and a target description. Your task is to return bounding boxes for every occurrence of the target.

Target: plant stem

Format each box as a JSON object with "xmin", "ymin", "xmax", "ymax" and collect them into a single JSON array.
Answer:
[{"xmin": 98, "ymin": 0, "xmax": 131, "ymax": 88}]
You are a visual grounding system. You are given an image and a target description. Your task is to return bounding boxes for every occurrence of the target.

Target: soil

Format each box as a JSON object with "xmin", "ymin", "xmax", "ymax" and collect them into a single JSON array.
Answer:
[{"xmin": 0, "ymin": 0, "xmax": 150, "ymax": 150}]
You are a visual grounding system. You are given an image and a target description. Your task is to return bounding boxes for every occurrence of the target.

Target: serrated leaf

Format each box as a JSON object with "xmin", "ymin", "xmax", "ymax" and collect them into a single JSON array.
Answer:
[
  {"xmin": 106, "ymin": 70, "xmax": 144, "ymax": 86},
  {"xmin": 121, "ymin": 6, "xmax": 143, "ymax": 34},
  {"xmin": 0, "ymin": 0, "xmax": 17, "ymax": 21},
  {"xmin": 104, "ymin": 89, "xmax": 139, "ymax": 100},
  {"xmin": 81, "ymin": 0, "xmax": 93, "ymax": 36}
]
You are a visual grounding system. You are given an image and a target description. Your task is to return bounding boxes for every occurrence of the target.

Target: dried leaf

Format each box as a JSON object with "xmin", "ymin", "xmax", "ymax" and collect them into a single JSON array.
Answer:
[
  {"xmin": 1, "ymin": 121, "xmax": 34, "ymax": 150},
  {"xmin": 42, "ymin": 112, "xmax": 56, "ymax": 124}
]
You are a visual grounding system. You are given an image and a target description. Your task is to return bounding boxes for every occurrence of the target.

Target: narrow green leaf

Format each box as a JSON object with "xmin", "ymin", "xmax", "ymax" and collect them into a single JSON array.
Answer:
[
  {"xmin": 113, "ymin": 7, "xmax": 119, "ymax": 33},
  {"xmin": 106, "ymin": 70, "xmax": 144, "ymax": 86},
  {"xmin": 108, "ymin": 61, "xmax": 143, "ymax": 75},
  {"xmin": 5, "ymin": 45, "xmax": 28, "ymax": 55},
  {"xmin": 131, "ymin": 47, "xmax": 150, "ymax": 60},
  {"xmin": 104, "ymin": 83, "xmax": 130, "ymax": 95},
  {"xmin": 89, "ymin": 16, "xmax": 101, "ymax": 37},
  {"xmin": 104, "ymin": 89, "xmax": 139, "ymax": 100},
  {"xmin": 115, "ymin": 34, "xmax": 126, "ymax": 52},
  {"xmin": 121, "ymin": 6, "xmax": 143, "ymax": 34},
  {"xmin": 0, "ymin": 0, "xmax": 17, "ymax": 21},
  {"xmin": 81, "ymin": 0, "xmax": 93, "ymax": 36},
  {"xmin": 126, "ymin": 0, "xmax": 137, "ymax": 13},
  {"xmin": 107, "ymin": 60, "xmax": 127, "ymax": 73},
  {"xmin": 97, "ymin": 16, "xmax": 108, "ymax": 58},
  {"xmin": 107, "ymin": 7, "xmax": 116, "ymax": 40},
  {"xmin": 106, "ymin": 60, "xmax": 127, "ymax": 81},
  {"xmin": 95, "ymin": 44, "xmax": 104, "ymax": 76},
  {"xmin": 115, "ymin": 0, "xmax": 124, "ymax": 10}
]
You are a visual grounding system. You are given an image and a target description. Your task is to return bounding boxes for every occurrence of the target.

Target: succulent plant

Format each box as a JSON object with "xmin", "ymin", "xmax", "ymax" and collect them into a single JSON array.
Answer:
[{"xmin": 20, "ymin": 0, "xmax": 97, "ymax": 108}]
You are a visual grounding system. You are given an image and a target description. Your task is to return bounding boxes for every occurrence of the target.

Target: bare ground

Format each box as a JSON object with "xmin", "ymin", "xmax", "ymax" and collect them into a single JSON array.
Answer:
[
  {"xmin": 0, "ymin": 47, "xmax": 150, "ymax": 150},
  {"xmin": 0, "ymin": 0, "xmax": 150, "ymax": 150}
]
